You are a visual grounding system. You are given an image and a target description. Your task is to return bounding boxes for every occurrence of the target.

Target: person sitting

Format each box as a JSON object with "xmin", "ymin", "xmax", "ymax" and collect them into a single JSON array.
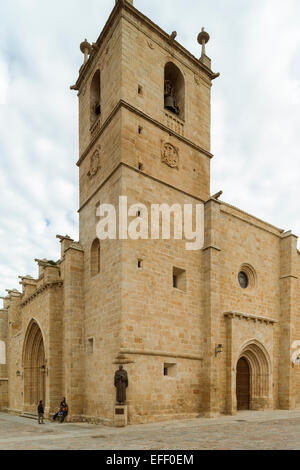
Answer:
[
  {"xmin": 53, "ymin": 397, "xmax": 68, "ymax": 423},
  {"xmin": 60, "ymin": 400, "xmax": 68, "ymax": 423}
]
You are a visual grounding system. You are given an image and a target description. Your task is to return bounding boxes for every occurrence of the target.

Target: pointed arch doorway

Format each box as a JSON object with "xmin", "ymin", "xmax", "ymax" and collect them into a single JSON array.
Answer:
[
  {"xmin": 235, "ymin": 341, "xmax": 272, "ymax": 412},
  {"xmin": 23, "ymin": 321, "xmax": 46, "ymax": 412}
]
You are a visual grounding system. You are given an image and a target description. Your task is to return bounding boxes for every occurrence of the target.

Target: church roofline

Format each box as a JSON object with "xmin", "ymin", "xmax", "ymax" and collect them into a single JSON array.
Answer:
[
  {"xmin": 71, "ymin": 0, "xmax": 218, "ymax": 92},
  {"xmin": 219, "ymin": 200, "xmax": 286, "ymax": 236}
]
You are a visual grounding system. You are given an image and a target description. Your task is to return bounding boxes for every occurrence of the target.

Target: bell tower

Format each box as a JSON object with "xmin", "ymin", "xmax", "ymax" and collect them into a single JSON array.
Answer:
[{"xmin": 71, "ymin": 0, "xmax": 219, "ymax": 424}]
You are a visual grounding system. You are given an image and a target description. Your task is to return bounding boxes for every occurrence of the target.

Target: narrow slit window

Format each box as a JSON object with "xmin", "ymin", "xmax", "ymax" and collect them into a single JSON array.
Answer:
[
  {"xmin": 91, "ymin": 239, "xmax": 100, "ymax": 277},
  {"xmin": 87, "ymin": 337, "xmax": 94, "ymax": 354}
]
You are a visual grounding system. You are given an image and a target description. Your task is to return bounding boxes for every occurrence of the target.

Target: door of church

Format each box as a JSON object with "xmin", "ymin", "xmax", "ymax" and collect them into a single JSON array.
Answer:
[{"xmin": 236, "ymin": 357, "xmax": 250, "ymax": 410}]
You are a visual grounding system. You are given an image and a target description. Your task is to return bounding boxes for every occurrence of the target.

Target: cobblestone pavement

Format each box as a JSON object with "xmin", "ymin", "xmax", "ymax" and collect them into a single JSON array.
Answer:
[{"xmin": 0, "ymin": 410, "xmax": 300, "ymax": 450}]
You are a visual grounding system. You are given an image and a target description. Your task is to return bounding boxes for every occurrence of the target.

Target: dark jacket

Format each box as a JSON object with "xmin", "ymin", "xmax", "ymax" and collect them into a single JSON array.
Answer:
[{"xmin": 38, "ymin": 403, "xmax": 44, "ymax": 414}]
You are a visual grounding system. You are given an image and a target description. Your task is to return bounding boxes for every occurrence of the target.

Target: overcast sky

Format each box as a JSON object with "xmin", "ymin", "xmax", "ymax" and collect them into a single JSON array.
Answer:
[{"xmin": 0, "ymin": 0, "xmax": 300, "ymax": 296}]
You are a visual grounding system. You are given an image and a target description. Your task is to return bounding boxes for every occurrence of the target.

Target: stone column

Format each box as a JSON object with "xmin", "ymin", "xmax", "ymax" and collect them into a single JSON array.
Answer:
[
  {"xmin": 201, "ymin": 198, "xmax": 222, "ymax": 417},
  {"xmin": 62, "ymin": 242, "xmax": 85, "ymax": 420},
  {"xmin": 46, "ymin": 283, "xmax": 64, "ymax": 416},
  {"xmin": 279, "ymin": 231, "xmax": 298, "ymax": 409}
]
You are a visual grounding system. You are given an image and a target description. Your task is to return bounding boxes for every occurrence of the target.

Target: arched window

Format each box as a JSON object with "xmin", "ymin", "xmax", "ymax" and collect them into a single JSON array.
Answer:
[
  {"xmin": 164, "ymin": 62, "xmax": 185, "ymax": 120},
  {"xmin": 90, "ymin": 70, "xmax": 101, "ymax": 125},
  {"xmin": 91, "ymin": 239, "xmax": 100, "ymax": 277}
]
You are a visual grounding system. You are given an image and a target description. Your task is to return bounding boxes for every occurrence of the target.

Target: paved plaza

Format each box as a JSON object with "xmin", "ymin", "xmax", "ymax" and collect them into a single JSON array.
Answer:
[{"xmin": 0, "ymin": 409, "xmax": 299, "ymax": 450}]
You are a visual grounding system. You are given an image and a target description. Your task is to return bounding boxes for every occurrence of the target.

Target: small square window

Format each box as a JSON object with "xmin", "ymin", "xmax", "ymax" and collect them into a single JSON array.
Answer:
[
  {"xmin": 138, "ymin": 85, "xmax": 143, "ymax": 95},
  {"xmin": 138, "ymin": 162, "xmax": 144, "ymax": 171},
  {"xmin": 163, "ymin": 363, "xmax": 177, "ymax": 377},
  {"xmin": 138, "ymin": 259, "xmax": 143, "ymax": 269},
  {"xmin": 173, "ymin": 267, "xmax": 186, "ymax": 292},
  {"xmin": 138, "ymin": 126, "xmax": 143, "ymax": 135}
]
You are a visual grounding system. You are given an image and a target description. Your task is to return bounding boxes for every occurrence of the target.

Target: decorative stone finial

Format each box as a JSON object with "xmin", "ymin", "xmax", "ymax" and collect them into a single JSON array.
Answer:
[
  {"xmin": 197, "ymin": 27, "xmax": 210, "ymax": 58},
  {"xmin": 170, "ymin": 31, "xmax": 177, "ymax": 41},
  {"xmin": 80, "ymin": 39, "xmax": 92, "ymax": 65}
]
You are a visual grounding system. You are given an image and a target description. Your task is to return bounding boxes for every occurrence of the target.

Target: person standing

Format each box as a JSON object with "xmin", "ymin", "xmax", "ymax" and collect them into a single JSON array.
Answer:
[{"xmin": 37, "ymin": 400, "xmax": 44, "ymax": 424}]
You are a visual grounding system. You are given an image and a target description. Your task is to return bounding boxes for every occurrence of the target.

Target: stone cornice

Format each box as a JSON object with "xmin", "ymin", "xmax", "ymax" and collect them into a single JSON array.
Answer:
[
  {"xmin": 77, "ymin": 99, "xmax": 213, "ymax": 168},
  {"xmin": 64, "ymin": 243, "xmax": 84, "ymax": 254},
  {"xmin": 72, "ymin": 0, "xmax": 215, "ymax": 92},
  {"xmin": 224, "ymin": 311, "xmax": 278, "ymax": 325},
  {"xmin": 281, "ymin": 230, "xmax": 298, "ymax": 239},
  {"xmin": 78, "ymin": 161, "xmax": 207, "ymax": 213},
  {"xmin": 20, "ymin": 280, "xmax": 63, "ymax": 308},
  {"xmin": 119, "ymin": 348, "xmax": 202, "ymax": 361}
]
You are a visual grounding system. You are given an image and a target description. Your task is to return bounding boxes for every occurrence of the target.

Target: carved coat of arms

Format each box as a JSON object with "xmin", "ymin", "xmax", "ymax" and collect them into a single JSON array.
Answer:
[
  {"xmin": 87, "ymin": 148, "xmax": 101, "ymax": 179},
  {"xmin": 161, "ymin": 140, "xmax": 179, "ymax": 169}
]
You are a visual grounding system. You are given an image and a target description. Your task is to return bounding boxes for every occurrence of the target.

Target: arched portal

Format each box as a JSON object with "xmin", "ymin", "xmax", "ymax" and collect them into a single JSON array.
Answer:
[
  {"xmin": 236, "ymin": 341, "xmax": 272, "ymax": 411},
  {"xmin": 23, "ymin": 321, "xmax": 46, "ymax": 411}
]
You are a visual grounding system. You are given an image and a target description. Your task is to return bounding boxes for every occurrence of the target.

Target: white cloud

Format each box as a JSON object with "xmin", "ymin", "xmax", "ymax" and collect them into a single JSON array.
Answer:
[{"xmin": 0, "ymin": 59, "xmax": 9, "ymax": 105}]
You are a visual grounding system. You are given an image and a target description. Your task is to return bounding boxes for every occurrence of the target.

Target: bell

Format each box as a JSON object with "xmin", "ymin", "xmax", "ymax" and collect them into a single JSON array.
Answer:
[{"xmin": 164, "ymin": 95, "xmax": 179, "ymax": 115}]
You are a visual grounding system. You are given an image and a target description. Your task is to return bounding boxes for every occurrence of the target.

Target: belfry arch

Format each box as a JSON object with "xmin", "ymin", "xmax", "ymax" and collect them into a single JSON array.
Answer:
[
  {"xmin": 23, "ymin": 320, "xmax": 46, "ymax": 412},
  {"xmin": 164, "ymin": 62, "xmax": 185, "ymax": 119},
  {"xmin": 236, "ymin": 340, "xmax": 272, "ymax": 411}
]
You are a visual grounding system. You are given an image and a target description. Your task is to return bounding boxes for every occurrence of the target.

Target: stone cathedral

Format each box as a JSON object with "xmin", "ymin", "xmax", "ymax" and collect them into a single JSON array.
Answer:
[{"xmin": 1, "ymin": 0, "xmax": 300, "ymax": 425}]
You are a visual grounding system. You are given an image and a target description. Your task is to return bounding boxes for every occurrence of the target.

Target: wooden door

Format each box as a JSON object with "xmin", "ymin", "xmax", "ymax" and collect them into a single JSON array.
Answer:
[{"xmin": 236, "ymin": 357, "xmax": 250, "ymax": 410}]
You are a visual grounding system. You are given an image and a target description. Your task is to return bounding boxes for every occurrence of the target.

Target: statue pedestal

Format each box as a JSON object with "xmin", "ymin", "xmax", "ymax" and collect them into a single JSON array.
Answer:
[{"xmin": 114, "ymin": 404, "xmax": 128, "ymax": 427}]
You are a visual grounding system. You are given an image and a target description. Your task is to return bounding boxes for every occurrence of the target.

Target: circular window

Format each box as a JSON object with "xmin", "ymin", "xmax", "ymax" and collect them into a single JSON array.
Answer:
[
  {"xmin": 238, "ymin": 271, "xmax": 249, "ymax": 289},
  {"xmin": 238, "ymin": 264, "xmax": 257, "ymax": 291}
]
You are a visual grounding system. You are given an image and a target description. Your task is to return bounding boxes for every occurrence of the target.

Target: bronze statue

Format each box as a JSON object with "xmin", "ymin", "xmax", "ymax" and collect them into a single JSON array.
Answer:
[{"xmin": 114, "ymin": 365, "xmax": 128, "ymax": 404}]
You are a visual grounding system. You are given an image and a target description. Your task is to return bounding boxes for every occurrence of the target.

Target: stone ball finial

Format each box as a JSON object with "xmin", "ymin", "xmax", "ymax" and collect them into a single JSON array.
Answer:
[
  {"xmin": 80, "ymin": 39, "xmax": 92, "ymax": 55},
  {"xmin": 197, "ymin": 28, "xmax": 210, "ymax": 46},
  {"xmin": 80, "ymin": 39, "xmax": 92, "ymax": 66}
]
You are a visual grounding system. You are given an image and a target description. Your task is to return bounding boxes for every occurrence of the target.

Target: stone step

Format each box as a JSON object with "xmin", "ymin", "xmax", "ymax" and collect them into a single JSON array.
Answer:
[{"xmin": 21, "ymin": 412, "xmax": 38, "ymax": 420}]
